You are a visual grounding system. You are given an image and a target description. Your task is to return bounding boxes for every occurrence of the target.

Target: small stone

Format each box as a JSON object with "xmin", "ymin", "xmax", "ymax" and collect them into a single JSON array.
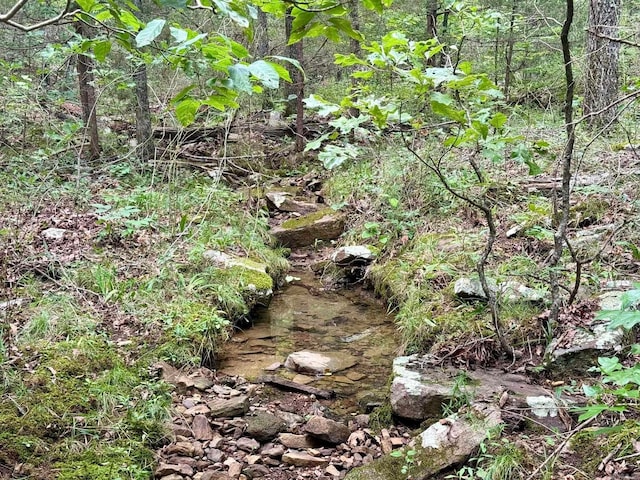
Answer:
[
  {"xmin": 305, "ymin": 416, "xmax": 350, "ymax": 445},
  {"xmin": 381, "ymin": 438, "xmax": 393, "ymax": 454},
  {"xmin": 236, "ymin": 437, "xmax": 260, "ymax": 452},
  {"xmin": 345, "ymin": 371, "xmax": 367, "ymax": 381},
  {"xmin": 292, "ymin": 374, "xmax": 315, "ymax": 385},
  {"xmin": 165, "ymin": 441, "xmax": 203, "ymax": 457},
  {"xmin": 225, "ymin": 458, "xmax": 242, "ymax": 478},
  {"xmin": 261, "ymin": 444, "xmax": 285, "ymax": 458},
  {"xmin": 159, "ymin": 475, "xmax": 183, "ymax": 480},
  {"xmin": 185, "ymin": 404, "xmax": 211, "ymax": 416},
  {"xmin": 264, "ymin": 362, "xmax": 282, "ymax": 371},
  {"xmin": 208, "ymin": 396, "xmax": 250, "ymax": 418},
  {"xmin": 244, "ymin": 411, "xmax": 286, "ymax": 442},
  {"xmin": 41, "ymin": 228, "xmax": 66, "ymax": 240},
  {"xmin": 278, "ymin": 433, "xmax": 319, "ymax": 449},
  {"xmin": 390, "ymin": 437, "xmax": 404, "ymax": 447},
  {"xmin": 206, "ymin": 448, "xmax": 224, "ymax": 462},
  {"xmin": 244, "ymin": 464, "xmax": 270, "ymax": 478},
  {"xmin": 155, "ymin": 463, "xmax": 194, "ymax": 477},
  {"xmin": 325, "ymin": 465, "xmax": 341, "ymax": 477},
  {"xmin": 246, "ymin": 454, "xmax": 261, "ymax": 465},
  {"xmin": 282, "ymin": 451, "xmax": 330, "ymax": 468},
  {"xmin": 193, "ymin": 415, "xmax": 214, "ymax": 440}
]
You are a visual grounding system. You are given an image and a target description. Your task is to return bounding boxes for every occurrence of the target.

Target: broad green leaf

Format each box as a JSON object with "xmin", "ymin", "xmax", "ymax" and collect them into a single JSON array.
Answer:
[
  {"xmin": 361, "ymin": 0, "xmax": 384, "ymax": 13},
  {"xmin": 599, "ymin": 309, "xmax": 640, "ymax": 330},
  {"xmin": 304, "ymin": 94, "xmax": 340, "ymax": 117},
  {"xmin": 119, "ymin": 10, "xmax": 142, "ymax": 31},
  {"xmin": 175, "ymin": 97, "xmax": 200, "ymax": 125},
  {"xmin": 159, "ymin": 0, "xmax": 187, "ymax": 7},
  {"xmin": 621, "ymin": 289, "xmax": 640, "ymax": 310},
  {"xmin": 93, "ymin": 40, "xmax": 111, "ymax": 62},
  {"xmin": 328, "ymin": 17, "xmax": 363, "ymax": 41},
  {"xmin": 489, "ymin": 112, "xmax": 507, "ymax": 129},
  {"xmin": 305, "ymin": 132, "xmax": 330, "ymax": 151},
  {"xmin": 76, "ymin": 0, "xmax": 96, "ymax": 12},
  {"xmin": 598, "ymin": 356, "xmax": 621, "ymax": 374},
  {"xmin": 136, "ymin": 19, "xmax": 166, "ymax": 48},
  {"xmin": 292, "ymin": 10, "xmax": 315, "ymax": 33},
  {"xmin": 269, "ymin": 55, "xmax": 303, "ymax": 77},
  {"xmin": 319, "ymin": 144, "xmax": 359, "ymax": 169},
  {"xmin": 212, "ymin": 0, "xmax": 249, "ymax": 28},
  {"xmin": 266, "ymin": 61, "xmax": 291, "ymax": 82},
  {"xmin": 248, "ymin": 60, "xmax": 279, "ymax": 89},
  {"xmin": 228, "ymin": 64, "xmax": 252, "ymax": 93},
  {"xmin": 170, "ymin": 27, "xmax": 188, "ymax": 43}
]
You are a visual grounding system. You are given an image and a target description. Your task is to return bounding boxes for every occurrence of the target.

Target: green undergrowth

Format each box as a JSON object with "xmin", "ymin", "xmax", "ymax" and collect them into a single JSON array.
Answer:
[{"xmin": 0, "ymin": 153, "xmax": 289, "ymax": 477}]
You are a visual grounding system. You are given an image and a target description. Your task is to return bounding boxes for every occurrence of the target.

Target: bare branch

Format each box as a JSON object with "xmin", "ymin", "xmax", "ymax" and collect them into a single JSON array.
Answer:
[
  {"xmin": 0, "ymin": 0, "xmax": 79, "ymax": 32},
  {"xmin": 585, "ymin": 28, "xmax": 640, "ymax": 49}
]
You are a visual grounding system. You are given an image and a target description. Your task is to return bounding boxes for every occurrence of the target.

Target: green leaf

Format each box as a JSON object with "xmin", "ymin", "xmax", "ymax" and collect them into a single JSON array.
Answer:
[
  {"xmin": 118, "ymin": 10, "xmax": 142, "ymax": 31},
  {"xmin": 170, "ymin": 27, "xmax": 188, "ymax": 43},
  {"xmin": 621, "ymin": 289, "xmax": 640, "ymax": 310},
  {"xmin": 172, "ymin": 84, "xmax": 196, "ymax": 103},
  {"xmin": 76, "ymin": 0, "xmax": 96, "ymax": 12},
  {"xmin": 175, "ymin": 98, "xmax": 201, "ymax": 126},
  {"xmin": 228, "ymin": 64, "xmax": 252, "ymax": 93},
  {"xmin": 319, "ymin": 144, "xmax": 359, "ymax": 169},
  {"xmin": 599, "ymin": 309, "xmax": 640, "ymax": 330},
  {"xmin": 328, "ymin": 17, "xmax": 363, "ymax": 41},
  {"xmin": 212, "ymin": 0, "xmax": 249, "ymax": 28},
  {"xmin": 305, "ymin": 132, "xmax": 331, "ymax": 152},
  {"xmin": 136, "ymin": 19, "xmax": 166, "ymax": 48},
  {"xmin": 304, "ymin": 94, "xmax": 340, "ymax": 117},
  {"xmin": 93, "ymin": 40, "xmax": 111, "ymax": 62},
  {"xmin": 489, "ymin": 112, "xmax": 507, "ymax": 129},
  {"xmin": 247, "ymin": 60, "xmax": 280, "ymax": 89},
  {"xmin": 266, "ymin": 61, "xmax": 291, "ymax": 82}
]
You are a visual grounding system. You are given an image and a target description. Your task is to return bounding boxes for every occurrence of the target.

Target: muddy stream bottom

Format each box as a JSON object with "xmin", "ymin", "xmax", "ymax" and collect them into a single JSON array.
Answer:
[{"xmin": 219, "ymin": 271, "xmax": 399, "ymax": 415}]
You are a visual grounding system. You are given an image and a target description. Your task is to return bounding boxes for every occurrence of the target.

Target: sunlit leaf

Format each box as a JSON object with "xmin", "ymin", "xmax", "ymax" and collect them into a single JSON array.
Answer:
[
  {"xmin": 248, "ymin": 60, "xmax": 280, "ymax": 89},
  {"xmin": 136, "ymin": 19, "xmax": 166, "ymax": 48},
  {"xmin": 175, "ymin": 97, "xmax": 200, "ymax": 125},
  {"xmin": 93, "ymin": 40, "xmax": 111, "ymax": 62}
]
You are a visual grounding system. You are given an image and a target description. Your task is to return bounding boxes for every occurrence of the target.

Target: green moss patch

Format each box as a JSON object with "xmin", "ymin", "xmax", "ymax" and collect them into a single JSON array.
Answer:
[{"xmin": 281, "ymin": 208, "xmax": 336, "ymax": 229}]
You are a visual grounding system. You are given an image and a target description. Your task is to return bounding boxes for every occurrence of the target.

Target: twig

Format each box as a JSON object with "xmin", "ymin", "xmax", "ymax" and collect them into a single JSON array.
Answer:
[
  {"xmin": 525, "ymin": 417, "xmax": 595, "ymax": 480},
  {"xmin": 598, "ymin": 442, "xmax": 621, "ymax": 471}
]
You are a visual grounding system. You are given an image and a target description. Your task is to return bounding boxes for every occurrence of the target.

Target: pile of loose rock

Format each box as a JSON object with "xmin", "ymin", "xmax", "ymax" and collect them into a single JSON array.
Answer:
[{"xmin": 155, "ymin": 363, "xmax": 410, "ymax": 480}]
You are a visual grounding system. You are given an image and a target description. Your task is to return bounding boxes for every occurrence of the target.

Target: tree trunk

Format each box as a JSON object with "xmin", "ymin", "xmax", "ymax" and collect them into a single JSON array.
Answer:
[
  {"xmin": 75, "ymin": 21, "xmax": 100, "ymax": 159},
  {"xmin": 133, "ymin": 0, "xmax": 153, "ymax": 161},
  {"xmin": 294, "ymin": 39, "xmax": 304, "ymax": 153},
  {"xmin": 256, "ymin": 8, "xmax": 269, "ymax": 58},
  {"xmin": 503, "ymin": 0, "xmax": 517, "ymax": 100},
  {"xmin": 348, "ymin": 0, "xmax": 361, "ymax": 119},
  {"xmin": 583, "ymin": 0, "xmax": 621, "ymax": 127},
  {"xmin": 284, "ymin": 8, "xmax": 296, "ymax": 116},
  {"xmin": 426, "ymin": 0, "xmax": 439, "ymax": 66}
]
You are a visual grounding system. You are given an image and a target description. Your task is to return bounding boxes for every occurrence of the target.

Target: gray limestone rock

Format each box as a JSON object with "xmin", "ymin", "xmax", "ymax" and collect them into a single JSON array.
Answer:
[
  {"xmin": 304, "ymin": 415, "xmax": 350, "ymax": 445},
  {"xmin": 284, "ymin": 350, "xmax": 358, "ymax": 374}
]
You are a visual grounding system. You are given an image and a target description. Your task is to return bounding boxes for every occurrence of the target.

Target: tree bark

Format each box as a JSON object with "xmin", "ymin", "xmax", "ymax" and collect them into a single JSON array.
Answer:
[
  {"xmin": 284, "ymin": 8, "xmax": 296, "ymax": 116},
  {"xmin": 294, "ymin": 39, "xmax": 304, "ymax": 153},
  {"xmin": 548, "ymin": 0, "xmax": 576, "ymax": 333},
  {"xmin": 256, "ymin": 8, "xmax": 269, "ymax": 58},
  {"xmin": 583, "ymin": 0, "xmax": 621, "ymax": 127},
  {"xmin": 503, "ymin": 0, "xmax": 517, "ymax": 100},
  {"xmin": 426, "ymin": 0, "xmax": 439, "ymax": 66},
  {"xmin": 132, "ymin": 0, "xmax": 153, "ymax": 161},
  {"xmin": 75, "ymin": 21, "xmax": 100, "ymax": 159}
]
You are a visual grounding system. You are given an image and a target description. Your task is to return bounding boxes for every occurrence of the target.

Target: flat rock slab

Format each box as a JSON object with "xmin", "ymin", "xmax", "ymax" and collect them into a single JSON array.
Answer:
[
  {"xmin": 545, "ymin": 290, "xmax": 627, "ymax": 372},
  {"xmin": 331, "ymin": 246, "xmax": 376, "ymax": 267},
  {"xmin": 207, "ymin": 395, "xmax": 250, "ymax": 418},
  {"xmin": 271, "ymin": 210, "xmax": 345, "ymax": 248},
  {"xmin": 390, "ymin": 355, "xmax": 568, "ymax": 429},
  {"xmin": 266, "ymin": 191, "xmax": 320, "ymax": 215},
  {"xmin": 284, "ymin": 350, "xmax": 358, "ymax": 374},
  {"xmin": 282, "ymin": 451, "xmax": 330, "ymax": 467},
  {"xmin": 454, "ymin": 277, "xmax": 544, "ymax": 303},
  {"xmin": 344, "ymin": 402, "xmax": 502, "ymax": 480}
]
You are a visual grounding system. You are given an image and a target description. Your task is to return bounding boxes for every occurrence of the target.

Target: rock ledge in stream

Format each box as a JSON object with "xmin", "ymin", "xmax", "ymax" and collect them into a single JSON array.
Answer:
[
  {"xmin": 284, "ymin": 350, "xmax": 358, "ymax": 374},
  {"xmin": 271, "ymin": 209, "xmax": 345, "ymax": 248}
]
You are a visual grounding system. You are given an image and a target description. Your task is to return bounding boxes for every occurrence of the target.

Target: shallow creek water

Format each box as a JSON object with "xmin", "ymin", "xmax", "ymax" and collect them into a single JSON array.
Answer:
[{"xmin": 218, "ymin": 270, "xmax": 399, "ymax": 414}]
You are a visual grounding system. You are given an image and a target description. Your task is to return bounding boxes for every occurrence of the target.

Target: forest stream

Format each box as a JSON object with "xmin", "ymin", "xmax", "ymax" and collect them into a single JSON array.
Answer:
[{"xmin": 218, "ymin": 270, "xmax": 399, "ymax": 416}]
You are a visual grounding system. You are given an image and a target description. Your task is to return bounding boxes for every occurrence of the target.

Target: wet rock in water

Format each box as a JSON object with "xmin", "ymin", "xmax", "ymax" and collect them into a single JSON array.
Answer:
[
  {"xmin": 265, "ymin": 191, "xmax": 320, "ymax": 215},
  {"xmin": 270, "ymin": 209, "xmax": 345, "ymax": 248},
  {"xmin": 345, "ymin": 402, "xmax": 502, "ymax": 480},
  {"xmin": 454, "ymin": 277, "xmax": 544, "ymax": 303},
  {"xmin": 278, "ymin": 433, "xmax": 321, "ymax": 449},
  {"xmin": 244, "ymin": 411, "xmax": 286, "ymax": 442},
  {"xmin": 284, "ymin": 350, "xmax": 358, "ymax": 374},
  {"xmin": 545, "ymin": 291, "xmax": 627, "ymax": 372},
  {"xmin": 282, "ymin": 450, "xmax": 330, "ymax": 467},
  {"xmin": 207, "ymin": 395, "xmax": 250, "ymax": 418},
  {"xmin": 331, "ymin": 246, "xmax": 376, "ymax": 267},
  {"xmin": 304, "ymin": 415, "xmax": 350, "ymax": 445}
]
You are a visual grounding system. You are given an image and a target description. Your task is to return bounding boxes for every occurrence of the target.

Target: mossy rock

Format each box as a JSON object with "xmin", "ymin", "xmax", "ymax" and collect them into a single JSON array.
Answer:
[{"xmin": 271, "ymin": 209, "xmax": 345, "ymax": 248}]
